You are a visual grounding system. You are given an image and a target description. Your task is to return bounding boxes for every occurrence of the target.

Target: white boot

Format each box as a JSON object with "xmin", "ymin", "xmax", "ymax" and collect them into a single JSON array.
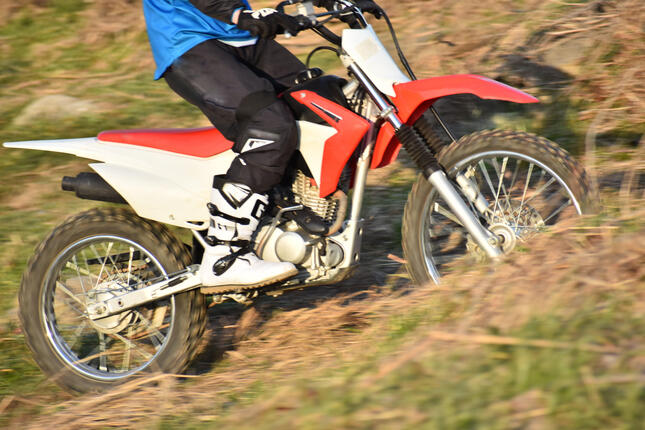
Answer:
[{"xmin": 199, "ymin": 178, "xmax": 297, "ymax": 291}]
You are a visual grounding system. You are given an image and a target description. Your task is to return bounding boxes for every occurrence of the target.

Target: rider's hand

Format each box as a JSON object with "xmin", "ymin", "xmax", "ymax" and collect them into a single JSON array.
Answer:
[{"xmin": 236, "ymin": 8, "xmax": 301, "ymax": 39}]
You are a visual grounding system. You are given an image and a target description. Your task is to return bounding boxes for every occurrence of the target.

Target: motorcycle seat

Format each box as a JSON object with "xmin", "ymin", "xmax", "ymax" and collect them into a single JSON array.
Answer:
[{"xmin": 97, "ymin": 127, "xmax": 234, "ymax": 158}]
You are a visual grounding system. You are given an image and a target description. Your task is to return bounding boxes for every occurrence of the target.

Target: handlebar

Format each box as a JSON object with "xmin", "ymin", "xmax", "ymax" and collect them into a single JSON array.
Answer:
[
  {"xmin": 275, "ymin": 0, "xmax": 298, "ymax": 13},
  {"xmin": 275, "ymin": 0, "xmax": 367, "ymax": 45}
]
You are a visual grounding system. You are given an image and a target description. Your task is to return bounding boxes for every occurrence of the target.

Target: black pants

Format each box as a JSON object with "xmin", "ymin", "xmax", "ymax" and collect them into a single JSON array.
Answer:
[{"xmin": 164, "ymin": 38, "xmax": 306, "ymax": 193}]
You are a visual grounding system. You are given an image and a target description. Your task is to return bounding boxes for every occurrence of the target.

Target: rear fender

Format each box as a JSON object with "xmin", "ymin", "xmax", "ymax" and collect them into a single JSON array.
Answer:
[
  {"xmin": 371, "ymin": 74, "xmax": 539, "ymax": 169},
  {"xmin": 3, "ymin": 137, "xmax": 107, "ymax": 160}
]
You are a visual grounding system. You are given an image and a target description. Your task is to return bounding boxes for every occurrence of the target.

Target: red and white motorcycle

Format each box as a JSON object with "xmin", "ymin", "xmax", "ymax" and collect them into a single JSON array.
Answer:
[{"xmin": 4, "ymin": 0, "xmax": 593, "ymax": 393}]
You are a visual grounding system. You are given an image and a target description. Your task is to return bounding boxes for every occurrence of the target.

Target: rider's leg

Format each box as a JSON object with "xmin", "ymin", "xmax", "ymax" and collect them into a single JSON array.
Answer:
[{"xmin": 163, "ymin": 39, "xmax": 305, "ymax": 287}]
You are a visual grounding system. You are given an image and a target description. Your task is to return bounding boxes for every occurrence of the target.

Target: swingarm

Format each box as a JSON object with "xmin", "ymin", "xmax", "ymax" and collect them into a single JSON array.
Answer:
[{"xmin": 86, "ymin": 266, "xmax": 201, "ymax": 320}]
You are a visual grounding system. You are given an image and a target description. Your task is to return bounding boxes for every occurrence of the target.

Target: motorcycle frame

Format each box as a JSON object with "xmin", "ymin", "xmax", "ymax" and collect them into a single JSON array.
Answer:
[{"xmin": 87, "ymin": 59, "xmax": 504, "ymax": 319}]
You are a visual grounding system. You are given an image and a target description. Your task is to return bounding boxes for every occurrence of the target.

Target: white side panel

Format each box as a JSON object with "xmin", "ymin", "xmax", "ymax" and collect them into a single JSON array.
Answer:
[
  {"xmin": 91, "ymin": 163, "xmax": 209, "ymax": 227},
  {"xmin": 342, "ymin": 26, "xmax": 410, "ymax": 96},
  {"xmin": 88, "ymin": 145, "xmax": 237, "ymax": 228},
  {"xmin": 296, "ymin": 121, "xmax": 337, "ymax": 187}
]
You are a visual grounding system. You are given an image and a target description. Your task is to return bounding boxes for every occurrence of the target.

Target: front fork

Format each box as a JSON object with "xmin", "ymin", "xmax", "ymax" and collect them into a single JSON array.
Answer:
[{"xmin": 349, "ymin": 64, "xmax": 502, "ymax": 259}]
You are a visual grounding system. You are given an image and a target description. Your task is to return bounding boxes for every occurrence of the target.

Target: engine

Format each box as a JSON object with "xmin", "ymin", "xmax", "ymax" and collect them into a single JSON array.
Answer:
[{"xmin": 254, "ymin": 170, "xmax": 348, "ymax": 273}]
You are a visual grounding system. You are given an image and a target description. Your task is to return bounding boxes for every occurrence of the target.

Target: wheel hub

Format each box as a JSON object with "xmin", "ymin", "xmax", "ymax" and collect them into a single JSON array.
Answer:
[
  {"xmin": 467, "ymin": 201, "xmax": 545, "ymax": 258},
  {"xmin": 488, "ymin": 223, "xmax": 517, "ymax": 254}
]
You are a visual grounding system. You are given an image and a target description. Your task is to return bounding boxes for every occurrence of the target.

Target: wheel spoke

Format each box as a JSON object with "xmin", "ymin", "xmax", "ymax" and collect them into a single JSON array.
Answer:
[
  {"xmin": 132, "ymin": 310, "xmax": 166, "ymax": 349},
  {"xmin": 71, "ymin": 255, "xmax": 88, "ymax": 295},
  {"xmin": 433, "ymin": 202, "xmax": 463, "ymax": 226},
  {"xmin": 543, "ymin": 198, "xmax": 572, "ymax": 223},
  {"xmin": 55, "ymin": 281, "xmax": 87, "ymax": 309},
  {"xmin": 66, "ymin": 257, "xmax": 97, "ymax": 284},
  {"xmin": 81, "ymin": 248, "xmax": 93, "ymax": 282},
  {"xmin": 514, "ymin": 162, "xmax": 535, "ymax": 224},
  {"xmin": 126, "ymin": 247, "xmax": 135, "ymax": 287},
  {"xmin": 91, "ymin": 243, "xmax": 113, "ymax": 289},
  {"xmin": 98, "ymin": 332, "xmax": 108, "ymax": 372},
  {"xmin": 108, "ymin": 332, "xmax": 153, "ymax": 360},
  {"xmin": 122, "ymin": 326, "xmax": 133, "ymax": 372},
  {"xmin": 491, "ymin": 157, "xmax": 513, "ymax": 221},
  {"xmin": 102, "ymin": 243, "xmax": 129, "ymax": 285},
  {"xmin": 521, "ymin": 177, "xmax": 557, "ymax": 208},
  {"xmin": 66, "ymin": 320, "xmax": 89, "ymax": 351},
  {"xmin": 509, "ymin": 159, "xmax": 522, "ymax": 190},
  {"xmin": 478, "ymin": 159, "xmax": 498, "ymax": 200}
]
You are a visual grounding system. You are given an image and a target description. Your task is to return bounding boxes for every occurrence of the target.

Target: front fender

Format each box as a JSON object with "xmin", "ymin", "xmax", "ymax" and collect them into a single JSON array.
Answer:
[{"xmin": 371, "ymin": 74, "xmax": 539, "ymax": 169}]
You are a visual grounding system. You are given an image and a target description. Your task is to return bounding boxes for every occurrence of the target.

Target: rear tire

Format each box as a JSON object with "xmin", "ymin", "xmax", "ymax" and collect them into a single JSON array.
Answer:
[
  {"xmin": 402, "ymin": 130, "xmax": 594, "ymax": 286},
  {"xmin": 19, "ymin": 207, "xmax": 206, "ymax": 393}
]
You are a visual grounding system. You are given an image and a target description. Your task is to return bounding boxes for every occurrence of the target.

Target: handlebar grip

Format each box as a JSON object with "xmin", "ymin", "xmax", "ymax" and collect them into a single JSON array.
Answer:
[
  {"xmin": 284, "ymin": 14, "xmax": 315, "ymax": 37},
  {"xmin": 316, "ymin": 24, "xmax": 342, "ymax": 45}
]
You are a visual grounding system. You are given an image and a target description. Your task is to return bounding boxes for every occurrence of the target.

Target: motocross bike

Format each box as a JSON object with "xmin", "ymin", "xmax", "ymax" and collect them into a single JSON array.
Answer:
[{"xmin": 3, "ymin": 0, "xmax": 593, "ymax": 393}]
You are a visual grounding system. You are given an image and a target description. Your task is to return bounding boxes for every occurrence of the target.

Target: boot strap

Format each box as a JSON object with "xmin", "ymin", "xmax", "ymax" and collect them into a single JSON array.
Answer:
[
  {"xmin": 204, "ymin": 236, "xmax": 251, "ymax": 249},
  {"xmin": 207, "ymin": 203, "xmax": 250, "ymax": 225},
  {"xmin": 212, "ymin": 247, "xmax": 252, "ymax": 276}
]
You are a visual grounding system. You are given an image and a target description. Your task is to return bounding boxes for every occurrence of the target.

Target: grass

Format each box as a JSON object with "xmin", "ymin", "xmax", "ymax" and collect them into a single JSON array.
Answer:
[
  {"xmin": 150, "ymin": 208, "xmax": 643, "ymax": 430},
  {"xmin": 0, "ymin": 0, "xmax": 643, "ymax": 427}
]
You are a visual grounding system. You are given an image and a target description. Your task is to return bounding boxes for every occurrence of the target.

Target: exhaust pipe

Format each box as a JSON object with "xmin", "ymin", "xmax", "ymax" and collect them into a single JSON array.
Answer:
[{"xmin": 62, "ymin": 172, "xmax": 127, "ymax": 204}]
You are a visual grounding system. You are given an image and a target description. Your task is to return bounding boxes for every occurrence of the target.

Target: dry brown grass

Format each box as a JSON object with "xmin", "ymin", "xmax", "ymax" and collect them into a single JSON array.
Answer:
[{"xmin": 2, "ymin": 0, "xmax": 644, "ymax": 427}]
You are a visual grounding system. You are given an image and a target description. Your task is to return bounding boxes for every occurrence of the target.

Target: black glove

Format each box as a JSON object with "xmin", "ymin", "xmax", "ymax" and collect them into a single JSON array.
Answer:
[{"xmin": 237, "ymin": 8, "xmax": 301, "ymax": 39}]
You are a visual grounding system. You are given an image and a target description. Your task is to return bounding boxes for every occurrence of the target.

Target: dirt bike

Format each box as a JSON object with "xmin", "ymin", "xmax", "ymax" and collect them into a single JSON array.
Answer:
[{"xmin": 3, "ymin": 0, "xmax": 593, "ymax": 393}]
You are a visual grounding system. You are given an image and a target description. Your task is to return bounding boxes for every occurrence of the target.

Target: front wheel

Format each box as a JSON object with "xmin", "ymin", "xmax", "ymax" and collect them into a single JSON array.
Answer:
[
  {"xmin": 402, "ymin": 130, "xmax": 594, "ymax": 285},
  {"xmin": 19, "ymin": 207, "xmax": 206, "ymax": 393}
]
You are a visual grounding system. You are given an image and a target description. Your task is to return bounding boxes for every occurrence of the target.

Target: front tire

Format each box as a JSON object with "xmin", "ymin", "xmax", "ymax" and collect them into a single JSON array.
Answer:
[
  {"xmin": 19, "ymin": 207, "xmax": 206, "ymax": 393},
  {"xmin": 402, "ymin": 130, "xmax": 594, "ymax": 286}
]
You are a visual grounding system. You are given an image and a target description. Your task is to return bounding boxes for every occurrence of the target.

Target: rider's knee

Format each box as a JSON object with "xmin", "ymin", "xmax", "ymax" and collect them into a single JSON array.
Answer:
[{"xmin": 236, "ymin": 90, "xmax": 295, "ymax": 134}]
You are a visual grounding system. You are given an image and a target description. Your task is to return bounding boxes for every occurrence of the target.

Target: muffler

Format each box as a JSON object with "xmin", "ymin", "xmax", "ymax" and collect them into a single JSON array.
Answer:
[{"xmin": 62, "ymin": 172, "xmax": 127, "ymax": 204}]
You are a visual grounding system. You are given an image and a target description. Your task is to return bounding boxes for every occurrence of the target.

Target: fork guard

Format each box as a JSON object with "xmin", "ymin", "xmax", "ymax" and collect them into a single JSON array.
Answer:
[{"xmin": 371, "ymin": 74, "xmax": 540, "ymax": 169}]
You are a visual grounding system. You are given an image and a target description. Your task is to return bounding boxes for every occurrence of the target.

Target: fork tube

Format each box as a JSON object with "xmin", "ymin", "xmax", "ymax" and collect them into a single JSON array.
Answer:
[
  {"xmin": 348, "ymin": 64, "xmax": 403, "ymax": 129},
  {"xmin": 429, "ymin": 171, "xmax": 502, "ymax": 258}
]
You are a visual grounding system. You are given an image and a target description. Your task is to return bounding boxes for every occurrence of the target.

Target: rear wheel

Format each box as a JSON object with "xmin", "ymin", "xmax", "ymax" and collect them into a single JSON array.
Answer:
[
  {"xmin": 19, "ymin": 207, "xmax": 206, "ymax": 393},
  {"xmin": 402, "ymin": 130, "xmax": 594, "ymax": 285}
]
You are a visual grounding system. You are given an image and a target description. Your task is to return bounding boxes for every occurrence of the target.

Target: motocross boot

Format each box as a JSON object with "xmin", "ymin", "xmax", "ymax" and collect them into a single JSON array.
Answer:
[{"xmin": 199, "ymin": 177, "xmax": 298, "ymax": 291}]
